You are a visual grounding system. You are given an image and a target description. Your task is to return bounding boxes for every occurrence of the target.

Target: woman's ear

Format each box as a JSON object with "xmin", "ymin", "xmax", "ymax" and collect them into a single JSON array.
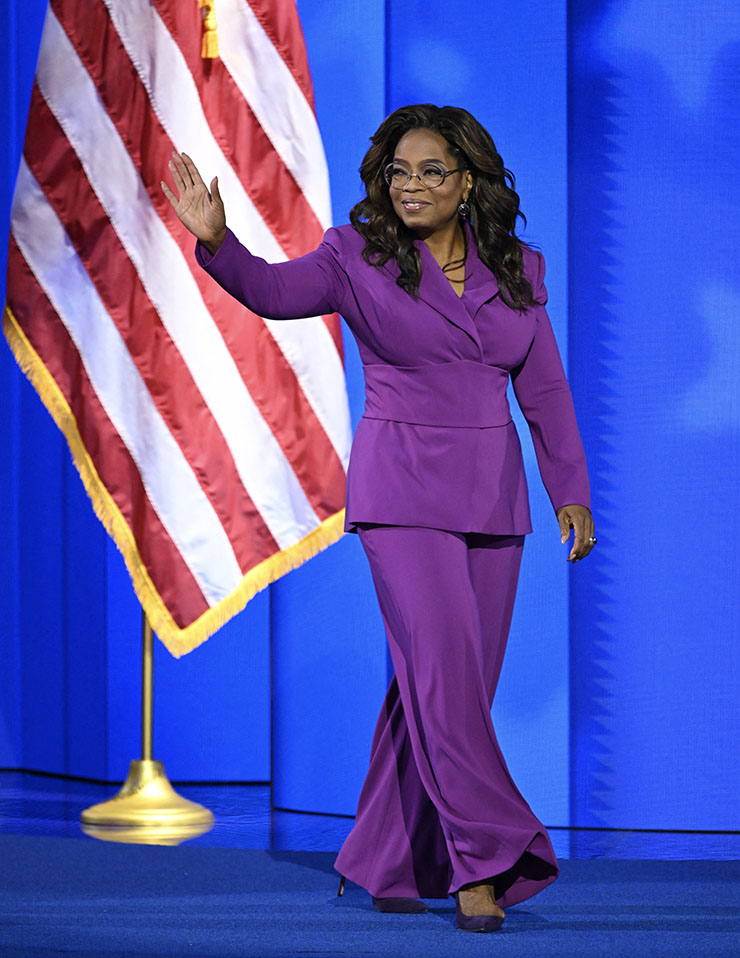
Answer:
[{"xmin": 463, "ymin": 171, "xmax": 474, "ymax": 201}]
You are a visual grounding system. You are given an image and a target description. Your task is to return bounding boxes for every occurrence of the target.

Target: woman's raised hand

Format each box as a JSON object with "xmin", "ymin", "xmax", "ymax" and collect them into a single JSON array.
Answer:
[{"xmin": 161, "ymin": 151, "xmax": 226, "ymax": 255}]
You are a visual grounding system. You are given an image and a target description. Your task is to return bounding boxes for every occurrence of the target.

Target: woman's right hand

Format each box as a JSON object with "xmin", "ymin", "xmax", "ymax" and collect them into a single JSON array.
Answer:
[{"xmin": 161, "ymin": 151, "xmax": 226, "ymax": 255}]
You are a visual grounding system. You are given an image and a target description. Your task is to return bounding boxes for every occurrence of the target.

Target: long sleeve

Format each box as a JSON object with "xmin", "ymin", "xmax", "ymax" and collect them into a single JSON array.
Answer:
[
  {"xmin": 195, "ymin": 227, "xmax": 348, "ymax": 320},
  {"xmin": 511, "ymin": 251, "xmax": 590, "ymax": 512}
]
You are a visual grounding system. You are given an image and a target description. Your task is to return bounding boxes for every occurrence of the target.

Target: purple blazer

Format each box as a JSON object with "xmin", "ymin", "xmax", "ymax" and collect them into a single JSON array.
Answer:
[{"xmin": 196, "ymin": 223, "xmax": 590, "ymax": 535}]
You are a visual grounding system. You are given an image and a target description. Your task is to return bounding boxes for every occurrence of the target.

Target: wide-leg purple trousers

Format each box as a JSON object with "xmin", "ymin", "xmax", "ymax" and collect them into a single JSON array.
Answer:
[{"xmin": 334, "ymin": 525, "xmax": 558, "ymax": 907}]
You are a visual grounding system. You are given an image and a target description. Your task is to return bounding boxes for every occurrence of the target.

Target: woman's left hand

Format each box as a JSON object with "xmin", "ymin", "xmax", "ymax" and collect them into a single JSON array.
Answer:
[{"xmin": 557, "ymin": 504, "xmax": 596, "ymax": 562}]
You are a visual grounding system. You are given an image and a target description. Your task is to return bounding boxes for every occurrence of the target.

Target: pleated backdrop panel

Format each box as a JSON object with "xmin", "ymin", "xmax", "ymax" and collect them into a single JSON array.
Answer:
[
  {"xmin": 568, "ymin": 0, "xmax": 740, "ymax": 830},
  {"xmin": 5, "ymin": 2, "xmax": 305, "ymax": 788},
  {"xmin": 0, "ymin": 344, "xmax": 22, "ymax": 768},
  {"xmin": 389, "ymin": 0, "xmax": 572, "ymax": 826},
  {"xmin": 0, "ymin": 0, "xmax": 49, "ymax": 773},
  {"xmin": 271, "ymin": 0, "xmax": 572, "ymax": 821},
  {"xmin": 270, "ymin": 0, "xmax": 389, "ymax": 816}
]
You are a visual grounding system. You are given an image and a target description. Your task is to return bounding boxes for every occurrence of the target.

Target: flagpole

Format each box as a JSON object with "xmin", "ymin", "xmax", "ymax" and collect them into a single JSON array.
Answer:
[
  {"xmin": 141, "ymin": 611, "xmax": 154, "ymax": 761},
  {"xmin": 80, "ymin": 610, "xmax": 214, "ymax": 844}
]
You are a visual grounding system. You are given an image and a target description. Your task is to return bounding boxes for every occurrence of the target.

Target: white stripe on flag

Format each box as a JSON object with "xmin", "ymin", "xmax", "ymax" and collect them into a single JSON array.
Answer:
[
  {"xmin": 36, "ymin": 7, "xmax": 323, "ymax": 548},
  {"xmin": 102, "ymin": 0, "xmax": 351, "ymax": 469},
  {"xmin": 219, "ymin": 0, "xmax": 333, "ymax": 230},
  {"xmin": 12, "ymin": 159, "xmax": 244, "ymax": 605}
]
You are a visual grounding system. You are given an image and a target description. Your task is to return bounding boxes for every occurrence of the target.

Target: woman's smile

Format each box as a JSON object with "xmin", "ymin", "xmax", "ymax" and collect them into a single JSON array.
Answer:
[{"xmin": 401, "ymin": 198, "xmax": 431, "ymax": 212}]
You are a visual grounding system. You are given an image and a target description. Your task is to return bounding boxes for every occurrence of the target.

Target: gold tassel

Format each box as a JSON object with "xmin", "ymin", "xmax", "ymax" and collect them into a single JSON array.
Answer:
[{"xmin": 199, "ymin": 1, "xmax": 219, "ymax": 59}]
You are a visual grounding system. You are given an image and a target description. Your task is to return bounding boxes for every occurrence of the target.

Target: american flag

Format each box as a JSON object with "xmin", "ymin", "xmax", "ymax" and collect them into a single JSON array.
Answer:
[{"xmin": 3, "ymin": 0, "xmax": 351, "ymax": 656}]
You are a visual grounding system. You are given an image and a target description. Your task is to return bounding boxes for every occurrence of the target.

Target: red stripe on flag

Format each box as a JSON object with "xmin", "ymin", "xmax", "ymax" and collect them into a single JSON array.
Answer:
[
  {"xmin": 23, "ymin": 84, "xmax": 283, "ymax": 572},
  {"xmin": 7, "ymin": 236, "xmax": 211, "ymax": 628},
  {"xmin": 53, "ymin": 0, "xmax": 346, "ymax": 520}
]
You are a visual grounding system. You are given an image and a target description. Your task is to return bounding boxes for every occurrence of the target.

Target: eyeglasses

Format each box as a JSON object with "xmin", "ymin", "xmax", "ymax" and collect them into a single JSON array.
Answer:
[{"xmin": 383, "ymin": 162, "xmax": 462, "ymax": 190}]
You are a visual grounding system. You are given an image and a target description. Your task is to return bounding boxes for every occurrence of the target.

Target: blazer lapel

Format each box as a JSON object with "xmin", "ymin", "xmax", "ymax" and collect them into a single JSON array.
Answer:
[
  {"xmin": 379, "ymin": 225, "xmax": 501, "ymax": 349},
  {"xmin": 460, "ymin": 221, "xmax": 501, "ymax": 317},
  {"xmin": 413, "ymin": 236, "xmax": 482, "ymax": 349}
]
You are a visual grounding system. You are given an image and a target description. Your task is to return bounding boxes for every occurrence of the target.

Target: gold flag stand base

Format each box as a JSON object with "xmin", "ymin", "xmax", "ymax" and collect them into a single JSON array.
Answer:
[
  {"xmin": 81, "ymin": 759, "xmax": 213, "ymax": 845},
  {"xmin": 80, "ymin": 614, "xmax": 214, "ymax": 846}
]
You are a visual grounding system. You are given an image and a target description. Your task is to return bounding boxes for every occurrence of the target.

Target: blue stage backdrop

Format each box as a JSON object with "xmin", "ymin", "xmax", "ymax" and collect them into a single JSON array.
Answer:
[
  {"xmin": 567, "ymin": 0, "xmax": 740, "ymax": 830},
  {"xmin": 1, "ymin": 0, "xmax": 738, "ymax": 832}
]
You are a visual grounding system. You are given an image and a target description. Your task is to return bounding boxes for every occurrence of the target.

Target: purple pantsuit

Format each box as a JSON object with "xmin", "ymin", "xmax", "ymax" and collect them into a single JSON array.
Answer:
[
  {"xmin": 197, "ymin": 221, "xmax": 590, "ymax": 906},
  {"xmin": 338, "ymin": 527, "xmax": 557, "ymax": 906}
]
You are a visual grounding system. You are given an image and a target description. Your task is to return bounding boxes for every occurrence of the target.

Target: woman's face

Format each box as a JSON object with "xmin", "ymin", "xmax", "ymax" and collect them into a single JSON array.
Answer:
[{"xmin": 387, "ymin": 128, "xmax": 471, "ymax": 239}]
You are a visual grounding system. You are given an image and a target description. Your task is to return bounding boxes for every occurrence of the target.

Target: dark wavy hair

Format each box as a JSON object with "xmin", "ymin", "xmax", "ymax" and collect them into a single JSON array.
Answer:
[{"xmin": 350, "ymin": 104, "xmax": 536, "ymax": 311}]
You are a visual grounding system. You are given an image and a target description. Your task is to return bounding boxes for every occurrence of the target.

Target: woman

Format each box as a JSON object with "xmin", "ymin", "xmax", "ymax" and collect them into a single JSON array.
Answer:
[{"xmin": 163, "ymin": 103, "xmax": 595, "ymax": 933}]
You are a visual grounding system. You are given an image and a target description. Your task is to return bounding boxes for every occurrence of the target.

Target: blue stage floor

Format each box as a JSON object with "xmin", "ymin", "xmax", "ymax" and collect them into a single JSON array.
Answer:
[
  {"xmin": 1, "ymin": 769, "xmax": 739, "ymax": 860},
  {"xmin": 1, "ymin": 772, "xmax": 739, "ymax": 957}
]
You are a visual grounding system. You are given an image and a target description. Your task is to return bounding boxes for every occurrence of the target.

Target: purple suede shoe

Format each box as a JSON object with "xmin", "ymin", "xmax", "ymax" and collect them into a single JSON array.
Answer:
[
  {"xmin": 338, "ymin": 876, "xmax": 427, "ymax": 914},
  {"xmin": 372, "ymin": 896, "xmax": 428, "ymax": 914},
  {"xmin": 453, "ymin": 892, "xmax": 505, "ymax": 932}
]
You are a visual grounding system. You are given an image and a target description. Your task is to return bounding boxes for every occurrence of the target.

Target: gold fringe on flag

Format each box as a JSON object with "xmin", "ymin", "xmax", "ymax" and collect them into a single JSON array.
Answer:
[
  {"xmin": 199, "ymin": 0, "xmax": 219, "ymax": 59},
  {"xmin": 3, "ymin": 304, "xmax": 346, "ymax": 659}
]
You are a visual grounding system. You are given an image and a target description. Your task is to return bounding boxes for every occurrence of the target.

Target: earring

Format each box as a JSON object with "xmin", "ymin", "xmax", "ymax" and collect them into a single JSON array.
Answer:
[{"xmin": 458, "ymin": 197, "xmax": 471, "ymax": 218}]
